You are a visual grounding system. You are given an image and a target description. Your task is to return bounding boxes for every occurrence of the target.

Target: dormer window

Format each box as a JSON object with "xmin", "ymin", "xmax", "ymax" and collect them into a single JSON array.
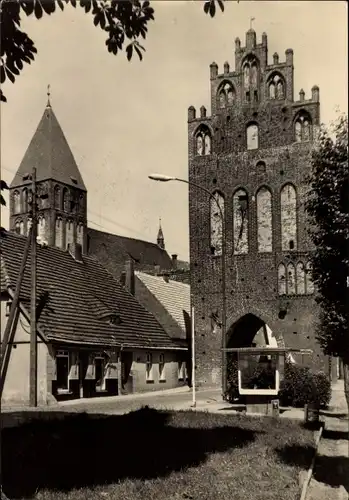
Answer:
[
  {"xmin": 109, "ymin": 314, "xmax": 121, "ymax": 325},
  {"xmin": 70, "ymin": 176, "xmax": 78, "ymax": 185}
]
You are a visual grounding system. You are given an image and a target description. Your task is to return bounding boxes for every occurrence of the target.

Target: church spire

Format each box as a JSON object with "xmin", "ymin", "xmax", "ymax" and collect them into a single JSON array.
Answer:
[
  {"xmin": 46, "ymin": 84, "xmax": 51, "ymax": 108},
  {"xmin": 157, "ymin": 218, "xmax": 165, "ymax": 250}
]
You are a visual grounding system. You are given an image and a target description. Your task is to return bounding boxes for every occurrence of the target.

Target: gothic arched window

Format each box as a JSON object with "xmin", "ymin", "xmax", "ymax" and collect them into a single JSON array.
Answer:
[
  {"xmin": 13, "ymin": 191, "xmax": 21, "ymax": 214},
  {"xmin": 217, "ymin": 81, "xmax": 236, "ymax": 109},
  {"xmin": 66, "ymin": 219, "xmax": 74, "ymax": 250},
  {"xmin": 242, "ymin": 57, "xmax": 259, "ymax": 102},
  {"xmin": 287, "ymin": 263, "xmax": 296, "ymax": 295},
  {"xmin": 55, "ymin": 217, "xmax": 63, "ymax": 249},
  {"xmin": 294, "ymin": 112, "xmax": 312, "ymax": 142},
  {"xmin": 37, "ymin": 216, "xmax": 46, "ymax": 241},
  {"xmin": 278, "ymin": 264, "xmax": 286, "ymax": 295},
  {"xmin": 233, "ymin": 189, "xmax": 248, "ymax": 255},
  {"xmin": 296, "ymin": 262, "xmax": 306, "ymax": 294},
  {"xmin": 77, "ymin": 222, "xmax": 84, "ymax": 247},
  {"xmin": 305, "ymin": 261, "xmax": 315, "ymax": 294},
  {"xmin": 281, "ymin": 184, "xmax": 297, "ymax": 251},
  {"xmin": 267, "ymin": 73, "xmax": 285, "ymax": 100},
  {"xmin": 210, "ymin": 191, "xmax": 225, "ymax": 256},
  {"xmin": 79, "ymin": 194, "xmax": 84, "ymax": 214},
  {"xmin": 195, "ymin": 126, "xmax": 212, "ymax": 156},
  {"xmin": 257, "ymin": 186, "xmax": 273, "ymax": 252},
  {"xmin": 54, "ymin": 185, "xmax": 61, "ymax": 210},
  {"xmin": 63, "ymin": 188, "xmax": 70, "ymax": 212},
  {"xmin": 22, "ymin": 188, "xmax": 28, "ymax": 213},
  {"xmin": 246, "ymin": 123, "xmax": 259, "ymax": 150}
]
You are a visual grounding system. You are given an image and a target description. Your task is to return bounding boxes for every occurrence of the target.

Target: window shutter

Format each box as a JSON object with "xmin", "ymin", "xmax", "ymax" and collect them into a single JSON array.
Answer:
[
  {"xmin": 85, "ymin": 354, "xmax": 96, "ymax": 379},
  {"xmin": 69, "ymin": 352, "xmax": 79, "ymax": 380},
  {"xmin": 106, "ymin": 351, "xmax": 118, "ymax": 379}
]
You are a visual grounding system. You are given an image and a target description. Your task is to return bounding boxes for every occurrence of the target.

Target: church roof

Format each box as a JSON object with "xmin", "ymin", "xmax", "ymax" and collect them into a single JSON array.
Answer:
[
  {"xmin": 10, "ymin": 103, "xmax": 86, "ymax": 191},
  {"xmin": 87, "ymin": 228, "xmax": 172, "ymax": 278},
  {"xmin": 0, "ymin": 231, "xmax": 184, "ymax": 350}
]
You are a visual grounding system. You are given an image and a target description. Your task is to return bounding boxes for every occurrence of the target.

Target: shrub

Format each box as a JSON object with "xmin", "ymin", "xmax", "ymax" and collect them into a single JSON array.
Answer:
[
  {"xmin": 225, "ymin": 356, "xmax": 332, "ymax": 408},
  {"xmin": 279, "ymin": 363, "xmax": 331, "ymax": 408}
]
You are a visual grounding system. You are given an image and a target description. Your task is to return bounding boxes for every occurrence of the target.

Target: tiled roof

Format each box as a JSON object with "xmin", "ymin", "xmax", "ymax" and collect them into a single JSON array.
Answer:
[
  {"xmin": 0, "ymin": 231, "xmax": 184, "ymax": 350},
  {"xmin": 135, "ymin": 271, "xmax": 190, "ymax": 341},
  {"xmin": 10, "ymin": 104, "xmax": 86, "ymax": 191},
  {"xmin": 87, "ymin": 228, "xmax": 172, "ymax": 278}
]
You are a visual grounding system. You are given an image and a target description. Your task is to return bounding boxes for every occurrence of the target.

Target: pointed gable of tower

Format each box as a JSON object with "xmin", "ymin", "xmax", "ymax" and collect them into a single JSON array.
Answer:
[{"xmin": 10, "ymin": 102, "xmax": 86, "ymax": 191}]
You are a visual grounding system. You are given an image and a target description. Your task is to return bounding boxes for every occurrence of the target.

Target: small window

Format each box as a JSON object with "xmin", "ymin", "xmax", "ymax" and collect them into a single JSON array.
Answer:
[
  {"xmin": 253, "ymin": 90, "xmax": 258, "ymax": 102},
  {"xmin": 146, "ymin": 353, "xmax": 153, "ymax": 382},
  {"xmin": 95, "ymin": 355, "xmax": 106, "ymax": 391},
  {"xmin": 247, "ymin": 123, "xmax": 259, "ymax": 150},
  {"xmin": 159, "ymin": 353, "xmax": 166, "ymax": 381},
  {"xmin": 256, "ymin": 161, "xmax": 266, "ymax": 174},
  {"xmin": 246, "ymin": 91, "xmax": 250, "ymax": 103},
  {"xmin": 56, "ymin": 351, "xmax": 70, "ymax": 393},
  {"xmin": 289, "ymin": 240, "xmax": 295, "ymax": 250}
]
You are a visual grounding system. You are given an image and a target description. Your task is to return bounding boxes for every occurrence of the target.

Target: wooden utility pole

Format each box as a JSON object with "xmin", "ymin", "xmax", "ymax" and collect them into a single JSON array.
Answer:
[{"xmin": 29, "ymin": 167, "xmax": 38, "ymax": 407}]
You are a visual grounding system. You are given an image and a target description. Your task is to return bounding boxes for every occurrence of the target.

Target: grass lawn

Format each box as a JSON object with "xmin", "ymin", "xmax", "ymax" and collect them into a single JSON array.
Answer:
[{"xmin": 2, "ymin": 406, "xmax": 316, "ymax": 500}]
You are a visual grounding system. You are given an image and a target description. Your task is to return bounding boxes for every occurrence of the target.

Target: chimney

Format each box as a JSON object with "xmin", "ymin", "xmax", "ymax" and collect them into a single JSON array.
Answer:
[
  {"xmin": 171, "ymin": 254, "xmax": 178, "ymax": 270},
  {"xmin": 69, "ymin": 242, "xmax": 83, "ymax": 263},
  {"xmin": 125, "ymin": 258, "xmax": 135, "ymax": 296}
]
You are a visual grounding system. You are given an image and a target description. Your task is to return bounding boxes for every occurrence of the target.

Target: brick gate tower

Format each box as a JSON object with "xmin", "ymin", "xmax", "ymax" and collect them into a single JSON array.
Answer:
[{"xmin": 187, "ymin": 29, "xmax": 330, "ymax": 389}]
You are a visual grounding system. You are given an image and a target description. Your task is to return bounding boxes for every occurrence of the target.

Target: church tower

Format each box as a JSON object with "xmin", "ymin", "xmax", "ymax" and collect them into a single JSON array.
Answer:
[
  {"xmin": 9, "ymin": 92, "xmax": 87, "ymax": 253},
  {"xmin": 157, "ymin": 218, "xmax": 165, "ymax": 250},
  {"xmin": 188, "ymin": 28, "xmax": 324, "ymax": 388}
]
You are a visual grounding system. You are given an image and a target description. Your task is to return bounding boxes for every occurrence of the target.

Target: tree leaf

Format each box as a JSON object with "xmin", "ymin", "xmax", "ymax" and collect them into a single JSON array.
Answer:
[
  {"xmin": 1, "ymin": 180, "xmax": 9, "ymax": 190},
  {"xmin": 0, "ymin": 90, "xmax": 7, "ymax": 103},
  {"xmin": 0, "ymin": 66, "xmax": 5, "ymax": 84},
  {"xmin": 126, "ymin": 43, "xmax": 133, "ymax": 61},
  {"xmin": 5, "ymin": 67, "xmax": 15, "ymax": 84},
  {"xmin": 34, "ymin": 0, "xmax": 43, "ymax": 19},
  {"xmin": 217, "ymin": 0, "xmax": 225, "ymax": 12},
  {"xmin": 134, "ymin": 45, "xmax": 143, "ymax": 61}
]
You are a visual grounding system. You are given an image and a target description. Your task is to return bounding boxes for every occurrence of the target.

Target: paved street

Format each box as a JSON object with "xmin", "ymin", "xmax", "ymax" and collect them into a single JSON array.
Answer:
[{"xmin": 57, "ymin": 387, "xmax": 223, "ymax": 414}]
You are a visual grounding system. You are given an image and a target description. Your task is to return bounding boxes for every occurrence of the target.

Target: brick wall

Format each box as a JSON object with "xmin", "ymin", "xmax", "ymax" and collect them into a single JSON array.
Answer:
[{"xmin": 187, "ymin": 30, "xmax": 327, "ymax": 388}]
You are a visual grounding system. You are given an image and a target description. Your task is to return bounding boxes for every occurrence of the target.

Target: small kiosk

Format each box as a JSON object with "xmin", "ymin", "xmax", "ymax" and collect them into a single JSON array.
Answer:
[{"xmin": 224, "ymin": 347, "xmax": 313, "ymax": 416}]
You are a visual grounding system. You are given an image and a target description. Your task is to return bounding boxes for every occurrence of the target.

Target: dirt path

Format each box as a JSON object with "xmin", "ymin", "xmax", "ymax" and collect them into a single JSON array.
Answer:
[{"xmin": 307, "ymin": 381, "xmax": 349, "ymax": 500}]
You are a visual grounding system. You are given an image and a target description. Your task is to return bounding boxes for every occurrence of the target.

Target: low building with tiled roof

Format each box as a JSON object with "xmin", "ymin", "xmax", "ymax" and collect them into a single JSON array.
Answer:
[{"xmin": 0, "ymin": 231, "xmax": 188, "ymax": 405}]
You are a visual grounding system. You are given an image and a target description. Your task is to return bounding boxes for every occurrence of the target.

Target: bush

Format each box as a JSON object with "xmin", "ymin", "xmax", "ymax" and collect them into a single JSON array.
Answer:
[{"xmin": 279, "ymin": 363, "xmax": 331, "ymax": 408}]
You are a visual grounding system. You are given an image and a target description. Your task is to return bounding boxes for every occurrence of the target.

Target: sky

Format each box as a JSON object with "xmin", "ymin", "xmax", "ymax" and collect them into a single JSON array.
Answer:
[{"xmin": 1, "ymin": 0, "xmax": 347, "ymax": 260}]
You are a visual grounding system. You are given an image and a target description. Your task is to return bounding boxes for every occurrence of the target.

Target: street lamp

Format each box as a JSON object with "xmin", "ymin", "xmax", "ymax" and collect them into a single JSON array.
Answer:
[{"xmin": 148, "ymin": 173, "xmax": 227, "ymax": 400}]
